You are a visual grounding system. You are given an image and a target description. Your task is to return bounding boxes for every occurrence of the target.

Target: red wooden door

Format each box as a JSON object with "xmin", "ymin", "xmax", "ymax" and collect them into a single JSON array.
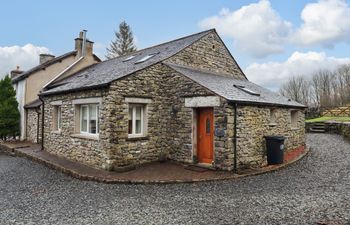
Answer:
[{"xmin": 197, "ymin": 108, "xmax": 214, "ymax": 164}]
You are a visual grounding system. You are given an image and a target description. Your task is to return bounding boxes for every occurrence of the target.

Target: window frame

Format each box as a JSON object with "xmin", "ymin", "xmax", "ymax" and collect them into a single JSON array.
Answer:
[
  {"xmin": 57, "ymin": 106, "xmax": 62, "ymax": 131},
  {"xmin": 128, "ymin": 104, "xmax": 145, "ymax": 138},
  {"xmin": 269, "ymin": 108, "xmax": 277, "ymax": 126},
  {"xmin": 52, "ymin": 103, "xmax": 62, "ymax": 132},
  {"xmin": 79, "ymin": 104, "xmax": 99, "ymax": 135},
  {"xmin": 291, "ymin": 110, "xmax": 299, "ymax": 129}
]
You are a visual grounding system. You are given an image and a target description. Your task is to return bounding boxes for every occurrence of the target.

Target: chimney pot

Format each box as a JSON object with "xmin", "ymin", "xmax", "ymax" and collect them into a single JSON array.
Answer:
[
  {"xmin": 10, "ymin": 66, "xmax": 23, "ymax": 79},
  {"xmin": 75, "ymin": 30, "xmax": 93, "ymax": 57}
]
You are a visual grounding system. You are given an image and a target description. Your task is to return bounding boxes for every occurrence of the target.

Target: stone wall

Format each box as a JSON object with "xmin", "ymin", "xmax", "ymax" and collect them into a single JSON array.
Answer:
[
  {"xmin": 312, "ymin": 121, "xmax": 350, "ymax": 140},
  {"xmin": 42, "ymin": 89, "xmax": 110, "ymax": 169},
  {"xmin": 26, "ymin": 108, "xmax": 41, "ymax": 143},
  {"xmin": 236, "ymin": 105, "xmax": 305, "ymax": 168},
  {"xmin": 42, "ymin": 63, "xmax": 238, "ymax": 171},
  {"xmin": 42, "ymin": 62, "xmax": 305, "ymax": 171},
  {"xmin": 104, "ymin": 63, "xmax": 234, "ymax": 170},
  {"xmin": 165, "ymin": 32, "xmax": 246, "ymax": 80}
]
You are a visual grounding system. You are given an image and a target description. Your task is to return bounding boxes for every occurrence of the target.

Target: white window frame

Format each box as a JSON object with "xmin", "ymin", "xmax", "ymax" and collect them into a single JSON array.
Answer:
[
  {"xmin": 128, "ymin": 104, "xmax": 144, "ymax": 138},
  {"xmin": 79, "ymin": 104, "xmax": 99, "ymax": 135},
  {"xmin": 51, "ymin": 104, "xmax": 62, "ymax": 132}
]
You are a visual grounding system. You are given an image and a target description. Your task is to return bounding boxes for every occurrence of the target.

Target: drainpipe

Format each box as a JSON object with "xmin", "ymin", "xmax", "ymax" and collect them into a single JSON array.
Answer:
[
  {"xmin": 232, "ymin": 102, "xmax": 238, "ymax": 173},
  {"xmin": 81, "ymin": 30, "xmax": 87, "ymax": 57},
  {"xmin": 233, "ymin": 102, "xmax": 238, "ymax": 172},
  {"xmin": 36, "ymin": 108, "xmax": 40, "ymax": 144},
  {"xmin": 38, "ymin": 95, "xmax": 45, "ymax": 150}
]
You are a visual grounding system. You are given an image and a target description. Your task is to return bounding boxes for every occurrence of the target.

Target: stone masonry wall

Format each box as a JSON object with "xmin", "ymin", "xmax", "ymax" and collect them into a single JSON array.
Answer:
[
  {"xmin": 103, "ymin": 63, "xmax": 234, "ymax": 170},
  {"xmin": 42, "ymin": 63, "xmax": 305, "ymax": 171},
  {"xmin": 42, "ymin": 89, "xmax": 110, "ymax": 169},
  {"xmin": 165, "ymin": 32, "xmax": 246, "ymax": 80},
  {"xmin": 26, "ymin": 108, "xmax": 41, "ymax": 143},
  {"xmin": 236, "ymin": 106, "xmax": 305, "ymax": 168}
]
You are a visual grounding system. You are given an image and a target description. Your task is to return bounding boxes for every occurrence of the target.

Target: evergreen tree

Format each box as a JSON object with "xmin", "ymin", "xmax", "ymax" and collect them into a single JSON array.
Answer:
[
  {"xmin": 106, "ymin": 21, "xmax": 137, "ymax": 59},
  {"xmin": 0, "ymin": 75, "xmax": 20, "ymax": 140}
]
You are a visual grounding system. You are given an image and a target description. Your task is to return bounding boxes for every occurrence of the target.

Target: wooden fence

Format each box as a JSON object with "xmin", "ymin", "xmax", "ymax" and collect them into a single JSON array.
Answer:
[
  {"xmin": 306, "ymin": 105, "xmax": 350, "ymax": 119},
  {"xmin": 321, "ymin": 105, "xmax": 350, "ymax": 117}
]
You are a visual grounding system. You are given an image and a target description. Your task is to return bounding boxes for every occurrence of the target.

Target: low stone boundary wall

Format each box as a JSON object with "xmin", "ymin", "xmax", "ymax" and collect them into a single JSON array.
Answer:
[{"xmin": 306, "ymin": 122, "xmax": 350, "ymax": 139}]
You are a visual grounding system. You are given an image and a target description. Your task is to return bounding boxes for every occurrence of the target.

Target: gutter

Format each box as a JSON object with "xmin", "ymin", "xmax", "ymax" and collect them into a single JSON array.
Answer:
[{"xmin": 38, "ymin": 95, "xmax": 45, "ymax": 150}]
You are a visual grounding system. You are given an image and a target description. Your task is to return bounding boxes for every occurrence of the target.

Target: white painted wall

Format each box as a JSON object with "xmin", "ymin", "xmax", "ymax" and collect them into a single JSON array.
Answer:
[{"xmin": 14, "ymin": 80, "xmax": 26, "ymax": 140}]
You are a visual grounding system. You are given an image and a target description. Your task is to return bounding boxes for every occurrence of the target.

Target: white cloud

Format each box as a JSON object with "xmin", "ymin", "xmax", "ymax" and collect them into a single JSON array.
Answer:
[
  {"xmin": 245, "ymin": 51, "xmax": 350, "ymax": 90},
  {"xmin": 292, "ymin": 0, "xmax": 350, "ymax": 46},
  {"xmin": 199, "ymin": 0, "xmax": 292, "ymax": 58},
  {"xmin": 0, "ymin": 44, "xmax": 50, "ymax": 80},
  {"xmin": 93, "ymin": 42, "xmax": 107, "ymax": 61}
]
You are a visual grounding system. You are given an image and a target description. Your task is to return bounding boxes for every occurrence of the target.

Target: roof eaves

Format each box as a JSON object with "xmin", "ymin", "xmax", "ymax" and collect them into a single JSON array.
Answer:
[
  {"xmin": 12, "ymin": 51, "xmax": 77, "ymax": 83},
  {"xmin": 228, "ymin": 99, "xmax": 307, "ymax": 109},
  {"xmin": 40, "ymin": 83, "xmax": 109, "ymax": 97}
]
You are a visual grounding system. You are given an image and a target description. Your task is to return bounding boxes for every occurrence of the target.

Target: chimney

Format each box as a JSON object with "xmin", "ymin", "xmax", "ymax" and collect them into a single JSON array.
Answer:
[
  {"xmin": 39, "ymin": 54, "xmax": 55, "ymax": 64},
  {"xmin": 10, "ymin": 66, "xmax": 23, "ymax": 79},
  {"xmin": 75, "ymin": 30, "xmax": 94, "ymax": 57}
]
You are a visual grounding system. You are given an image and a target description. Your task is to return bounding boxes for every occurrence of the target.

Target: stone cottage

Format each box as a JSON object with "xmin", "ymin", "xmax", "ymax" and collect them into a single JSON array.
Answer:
[
  {"xmin": 11, "ymin": 31, "xmax": 100, "ymax": 142},
  {"xmin": 40, "ymin": 29, "xmax": 305, "ymax": 171}
]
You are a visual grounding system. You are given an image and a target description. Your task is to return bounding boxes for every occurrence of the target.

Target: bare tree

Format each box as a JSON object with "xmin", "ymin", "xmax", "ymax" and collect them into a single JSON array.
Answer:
[
  {"xmin": 335, "ymin": 64, "xmax": 350, "ymax": 105},
  {"xmin": 310, "ymin": 70, "xmax": 334, "ymax": 107},
  {"xmin": 280, "ymin": 63, "xmax": 350, "ymax": 108},
  {"xmin": 279, "ymin": 75, "xmax": 310, "ymax": 105}
]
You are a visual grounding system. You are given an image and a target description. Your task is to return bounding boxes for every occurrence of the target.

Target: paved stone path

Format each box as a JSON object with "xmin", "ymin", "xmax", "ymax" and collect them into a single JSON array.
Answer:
[{"xmin": 1, "ymin": 133, "xmax": 349, "ymax": 224}]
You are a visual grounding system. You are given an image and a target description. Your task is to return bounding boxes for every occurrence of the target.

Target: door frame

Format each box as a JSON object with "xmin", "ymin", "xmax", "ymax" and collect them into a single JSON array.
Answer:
[{"xmin": 192, "ymin": 107, "xmax": 215, "ymax": 165}]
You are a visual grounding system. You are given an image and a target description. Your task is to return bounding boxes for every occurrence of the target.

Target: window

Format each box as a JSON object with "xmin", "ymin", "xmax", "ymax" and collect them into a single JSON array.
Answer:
[
  {"xmin": 206, "ymin": 118, "xmax": 211, "ymax": 134},
  {"xmin": 134, "ymin": 53, "xmax": 158, "ymax": 64},
  {"xmin": 128, "ymin": 104, "xmax": 144, "ymax": 137},
  {"xmin": 80, "ymin": 104, "xmax": 99, "ymax": 134},
  {"xmin": 57, "ymin": 106, "xmax": 62, "ymax": 130},
  {"xmin": 269, "ymin": 108, "xmax": 277, "ymax": 125},
  {"xmin": 53, "ymin": 105, "xmax": 62, "ymax": 131},
  {"xmin": 291, "ymin": 110, "xmax": 298, "ymax": 128},
  {"xmin": 122, "ymin": 55, "xmax": 136, "ymax": 62},
  {"xmin": 234, "ymin": 85, "xmax": 260, "ymax": 96}
]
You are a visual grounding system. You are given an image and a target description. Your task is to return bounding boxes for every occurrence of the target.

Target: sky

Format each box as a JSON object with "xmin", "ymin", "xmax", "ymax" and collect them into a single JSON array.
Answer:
[{"xmin": 1, "ymin": 0, "xmax": 350, "ymax": 91}]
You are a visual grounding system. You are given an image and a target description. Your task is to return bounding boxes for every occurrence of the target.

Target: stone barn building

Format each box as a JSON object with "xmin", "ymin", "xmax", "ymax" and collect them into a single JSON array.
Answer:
[{"xmin": 40, "ymin": 29, "xmax": 305, "ymax": 171}]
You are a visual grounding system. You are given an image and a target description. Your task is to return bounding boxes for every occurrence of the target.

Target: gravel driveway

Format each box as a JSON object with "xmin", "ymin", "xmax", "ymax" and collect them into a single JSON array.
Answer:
[{"xmin": 1, "ymin": 133, "xmax": 349, "ymax": 225}]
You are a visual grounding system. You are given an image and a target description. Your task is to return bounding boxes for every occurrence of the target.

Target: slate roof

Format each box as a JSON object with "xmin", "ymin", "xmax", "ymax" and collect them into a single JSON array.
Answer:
[
  {"xmin": 41, "ymin": 29, "xmax": 215, "ymax": 95},
  {"xmin": 12, "ymin": 51, "xmax": 77, "ymax": 83},
  {"xmin": 166, "ymin": 63, "xmax": 305, "ymax": 108},
  {"xmin": 24, "ymin": 98, "xmax": 42, "ymax": 109}
]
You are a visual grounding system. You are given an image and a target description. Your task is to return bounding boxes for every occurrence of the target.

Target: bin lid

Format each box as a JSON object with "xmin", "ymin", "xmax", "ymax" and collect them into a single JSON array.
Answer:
[{"xmin": 264, "ymin": 135, "xmax": 285, "ymax": 141}]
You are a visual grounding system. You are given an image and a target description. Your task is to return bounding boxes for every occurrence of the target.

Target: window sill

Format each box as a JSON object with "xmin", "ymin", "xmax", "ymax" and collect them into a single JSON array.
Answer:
[
  {"xmin": 71, "ymin": 133, "xmax": 99, "ymax": 141},
  {"xmin": 51, "ymin": 130, "xmax": 61, "ymax": 134},
  {"xmin": 126, "ymin": 136, "xmax": 149, "ymax": 141},
  {"xmin": 268, "ymin": 123, "xmax": 277, "ymax": 127}
]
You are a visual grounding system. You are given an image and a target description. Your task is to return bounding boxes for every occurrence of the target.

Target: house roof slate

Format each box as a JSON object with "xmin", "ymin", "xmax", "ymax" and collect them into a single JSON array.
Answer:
[
  {"xmin": 41, "ymin": 29, "xmax": 215, "ymax": 95},
  {"xmin": 12, "ymin": 51, "xmax": 77, "ymax": 83},
  {"xmin": 24, "ymin": 98, "xmax": 42, "ymax": 109},
  {"xmin": 166, "ymin": 63, "xmax": 305, "ymax": 108}
]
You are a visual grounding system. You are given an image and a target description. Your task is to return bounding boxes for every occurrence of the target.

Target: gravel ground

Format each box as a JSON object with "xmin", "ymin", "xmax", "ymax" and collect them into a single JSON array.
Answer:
[{"xmin": 0, "ymin": 133, "xmax": 349, "ymax": 225}]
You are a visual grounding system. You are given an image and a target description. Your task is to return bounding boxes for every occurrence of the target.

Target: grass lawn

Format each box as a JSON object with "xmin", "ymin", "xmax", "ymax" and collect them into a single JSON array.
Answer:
[{"xmin": 306, "ymin": 116, "xmax": 350, "ymax": 123}]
